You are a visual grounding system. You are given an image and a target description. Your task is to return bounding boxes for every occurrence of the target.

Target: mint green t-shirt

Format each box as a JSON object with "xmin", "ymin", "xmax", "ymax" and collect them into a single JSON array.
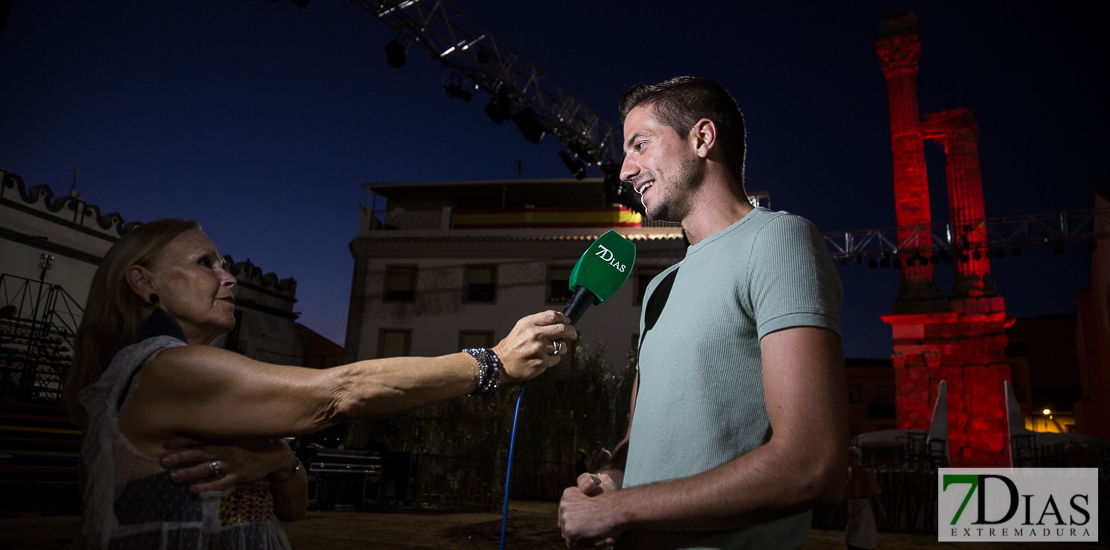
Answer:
[{"xmin": 621, "ymin": 208, "xmax": 842, "ymax": 550}]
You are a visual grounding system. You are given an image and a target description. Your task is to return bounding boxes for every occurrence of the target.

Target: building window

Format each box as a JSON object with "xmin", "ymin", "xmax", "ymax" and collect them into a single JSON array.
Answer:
[
  {"xmin": 464, "ymin": 265, "xmax": 497, "ymax": 303},
  {"xmin": 458, "ymin": 330, "xmax": 495, "ymax": 350},
  {"xmin": 547, "ymin": 265, "xmax": 574, "ymax": 304},
  {"xmin": 377, "ymin": 329, "xmax": 411, "ymax": 358},
  {"xmin": 634, "ymin": 267, "xmax": 665, "ymax": 305},
  {"xmin": 384, "ymin": 266, "xmax": 417, "ymax": 302}
]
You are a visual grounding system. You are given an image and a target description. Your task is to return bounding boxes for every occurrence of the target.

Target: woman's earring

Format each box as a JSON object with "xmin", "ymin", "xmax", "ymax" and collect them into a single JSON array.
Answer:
[{"xmin": 137, "ymin": 292, "xmax": 185, "ymax": 342}]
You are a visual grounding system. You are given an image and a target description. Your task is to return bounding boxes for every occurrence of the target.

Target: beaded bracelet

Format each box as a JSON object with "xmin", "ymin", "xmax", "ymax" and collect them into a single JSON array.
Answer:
[{"xmin": 463, "ymin": 348, "xmax": 502, "ymax": 395}]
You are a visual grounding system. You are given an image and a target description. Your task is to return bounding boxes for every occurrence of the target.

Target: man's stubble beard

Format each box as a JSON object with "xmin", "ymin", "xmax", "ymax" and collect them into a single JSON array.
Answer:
[{"xmin": 644, "ymin": 153, "xmax": 703, "ymax": 223}]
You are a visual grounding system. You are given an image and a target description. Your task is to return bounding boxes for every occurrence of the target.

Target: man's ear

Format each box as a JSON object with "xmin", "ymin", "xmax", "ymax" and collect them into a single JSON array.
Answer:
[
  {"xmin": 690, "ymin": 118, "xmax": 717, "ymax": 159},
  {"xmin": 126, "ymin": 265, "xmax": 155, "ymax": 304}
]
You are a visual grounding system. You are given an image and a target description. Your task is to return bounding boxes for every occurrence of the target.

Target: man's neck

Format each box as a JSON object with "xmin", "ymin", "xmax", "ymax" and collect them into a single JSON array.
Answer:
[{"xmin": 681, "ymin": 182, "xmax": 755, "ymax": 246}]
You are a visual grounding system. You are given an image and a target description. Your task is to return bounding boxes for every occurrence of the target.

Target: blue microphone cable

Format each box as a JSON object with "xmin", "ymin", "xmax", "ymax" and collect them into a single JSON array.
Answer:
[{"xmin": 499, "ymin": 382, "xmax": 527, "ymax": 550}]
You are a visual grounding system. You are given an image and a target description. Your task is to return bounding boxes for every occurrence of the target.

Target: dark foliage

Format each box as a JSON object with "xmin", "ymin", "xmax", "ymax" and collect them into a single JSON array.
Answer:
[{"xmin": 346, "ymin": 344, "xmax": 636, "ymax": 509}]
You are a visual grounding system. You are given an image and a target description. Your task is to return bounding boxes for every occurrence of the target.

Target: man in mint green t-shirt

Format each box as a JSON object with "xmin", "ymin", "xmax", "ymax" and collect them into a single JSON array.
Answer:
[{"xmin": 558, "ymin": 77, "xmax": 849, "ymax": 550}]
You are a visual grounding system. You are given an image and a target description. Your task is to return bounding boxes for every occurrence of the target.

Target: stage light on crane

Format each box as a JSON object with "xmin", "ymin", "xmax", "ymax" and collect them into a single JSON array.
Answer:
[
  {"xmin": 484, "ymin": 86, "xmax": 511, "ymax": 124},
  {"xmin": 511, "ymin": 108, "xmax": 545, "ymax": 144},
  {"xmin": 559, "ymin": 150, "xmax": 587, "ymax": 180},
  {"xmin": 385, "ymin": 39, "xmax": 406, "ymax": 68},
  {"xmin": 443, "ymin": 73, "xmax": 472, "ymax": 102},
  {"xmin": 444, "ymin": 84, "xmax": 472, "ymax": 101}
]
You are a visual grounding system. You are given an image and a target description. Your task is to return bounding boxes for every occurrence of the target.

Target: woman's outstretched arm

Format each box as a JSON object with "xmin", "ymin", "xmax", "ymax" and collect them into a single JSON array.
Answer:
[{"xmin": 119, "ymin": 311, "xmax": 575, "ymax": 445}]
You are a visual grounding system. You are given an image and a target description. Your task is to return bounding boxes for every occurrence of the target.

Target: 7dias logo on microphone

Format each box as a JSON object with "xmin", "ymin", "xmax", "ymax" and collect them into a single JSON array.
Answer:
[
  {"xmin": 938, "ymin": 468, "xmax": 1098, "ymax": 542},
  {"xmin": 593, "ymin": 244, "xmax": 627, "ymax": 273}
]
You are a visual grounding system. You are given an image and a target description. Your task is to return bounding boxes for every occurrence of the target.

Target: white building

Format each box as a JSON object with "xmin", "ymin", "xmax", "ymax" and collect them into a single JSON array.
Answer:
[
  {"xmin": 344, "ymin": 178, "xmax": 688, "ymax": 369},
  {"xmin": 0, "ymin": 170, "xmax": 120, "ymax": 318}
]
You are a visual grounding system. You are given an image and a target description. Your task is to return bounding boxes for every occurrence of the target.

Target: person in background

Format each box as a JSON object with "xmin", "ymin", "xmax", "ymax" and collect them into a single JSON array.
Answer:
[
  {"xmin": 845, "ymin": 447, "xmax": 885, "ymax": 550},
  {"xmin": 576, "ymin": 449, "xmax": 590, "ymax": 479},
  {"xmin": 590, "ymin": 441, "xmax": 612, "ymax": 473}
]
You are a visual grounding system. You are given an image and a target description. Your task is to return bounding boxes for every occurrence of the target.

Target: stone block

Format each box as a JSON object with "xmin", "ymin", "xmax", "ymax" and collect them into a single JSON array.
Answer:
[{"xmin": 893, "ymin": 323, "xmax": 925, "ymax": 339}]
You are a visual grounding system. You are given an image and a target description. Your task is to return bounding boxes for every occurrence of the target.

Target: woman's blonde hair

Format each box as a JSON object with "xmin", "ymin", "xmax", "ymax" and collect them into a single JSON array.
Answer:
[{"xmin": 62, "ymin": 219, "xmax": 201, "ymax": 426}]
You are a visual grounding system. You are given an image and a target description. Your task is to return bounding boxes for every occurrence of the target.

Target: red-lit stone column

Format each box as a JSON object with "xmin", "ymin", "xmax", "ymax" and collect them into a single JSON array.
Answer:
[
  {"xmin": 876, "ymin": 12, "xmax": 946, "ymax": 449},
  {"xmin": 921, "ymin": 108, "xmax": 994, "ymax": 298},
  {"xmin": 918, "ymin": 108, "xmax": 1011, "ymax": 467},
  {"xmin": 876, "ymin": 12, "xmax": 943, "ymax": 311}
]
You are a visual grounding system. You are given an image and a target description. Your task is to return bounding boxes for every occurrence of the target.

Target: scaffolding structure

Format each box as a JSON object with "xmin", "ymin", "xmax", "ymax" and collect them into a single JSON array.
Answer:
[
  {"xmin": 0, "ymin": 274, "xmax": 83, "ymax": 402},
  {"xmin": 824, "ymin": 208, "xmax": 1110, "ymax": 266}
]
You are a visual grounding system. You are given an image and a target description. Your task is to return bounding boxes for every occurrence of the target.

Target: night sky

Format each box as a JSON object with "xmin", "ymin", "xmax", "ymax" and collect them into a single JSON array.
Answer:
[{"xmin": 1, "ymin": 1, "xmax": 1105, "ymax": 359}]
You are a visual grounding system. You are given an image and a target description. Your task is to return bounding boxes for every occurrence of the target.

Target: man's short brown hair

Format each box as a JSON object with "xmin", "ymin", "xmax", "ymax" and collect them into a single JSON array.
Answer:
[{"xmin": 619, "ymin": 77, "xmax": 746, "ymax": 186}]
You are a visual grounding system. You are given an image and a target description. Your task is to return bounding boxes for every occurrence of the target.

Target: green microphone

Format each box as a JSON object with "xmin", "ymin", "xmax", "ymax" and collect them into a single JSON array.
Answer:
[{"xmin": 563, "ymin": 230, "xmax": 636, "ymax": 325}]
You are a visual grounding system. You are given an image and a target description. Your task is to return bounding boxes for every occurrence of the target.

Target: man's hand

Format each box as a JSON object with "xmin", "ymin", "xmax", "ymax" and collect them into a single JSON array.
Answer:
[
  {"xmin": 558, "ymin": 471, "xmax": 626, "ymax": 548},
  {"xmin": 558, "ymin": 486, "xmax": 621, "ymax": 548},
  {"xmin": 576, "ymin": 472, "xmax": 620, "ymax": 496}
]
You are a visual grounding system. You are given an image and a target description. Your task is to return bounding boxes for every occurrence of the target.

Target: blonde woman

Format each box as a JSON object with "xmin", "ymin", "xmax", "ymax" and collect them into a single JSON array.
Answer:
[{"xmin": 64, "ymin": 219, "xmax": 575, "ymax": 549}]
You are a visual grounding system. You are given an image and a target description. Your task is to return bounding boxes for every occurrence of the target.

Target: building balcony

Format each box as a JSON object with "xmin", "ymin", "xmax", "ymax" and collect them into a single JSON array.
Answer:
[
  {"xmin": 358, "ymin": 178, "xmax": 763, "ymax": 238},
  {"xmin": 358, "ymin": 178, "xmax": 687, "ymax": 238},
  {"xmin": 361, "ymin": 205, "xmax": 683, "ymax": 233}
]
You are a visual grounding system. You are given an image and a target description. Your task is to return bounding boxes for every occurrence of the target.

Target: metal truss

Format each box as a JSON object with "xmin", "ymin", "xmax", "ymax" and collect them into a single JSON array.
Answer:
[
  {"xmin": 824, "ymin": 208, "xmax": 1110, "ymax": 262},
  {"xmin": 352, "ymin": 0, "xmax": 624, "ymax": 170}
]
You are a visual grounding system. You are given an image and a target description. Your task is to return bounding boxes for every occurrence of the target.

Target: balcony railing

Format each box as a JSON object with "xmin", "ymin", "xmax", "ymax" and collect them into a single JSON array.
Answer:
[
  {"xmin": 639, "ymin": 219, "xmax": 683, "ymax": 229},
  {"xmin": 364, "ymin": 206, "xmax": 665, "ymax": 231},
  {"xmin": 366, "ymin": 209, "xmax": 448, "ymax": 231}
]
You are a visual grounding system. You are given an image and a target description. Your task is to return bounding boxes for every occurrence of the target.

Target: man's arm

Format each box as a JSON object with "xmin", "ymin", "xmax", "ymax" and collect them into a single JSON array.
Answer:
[{"xmin": 559, "ymin": 326, "xmax": 847, "ymax": 545}]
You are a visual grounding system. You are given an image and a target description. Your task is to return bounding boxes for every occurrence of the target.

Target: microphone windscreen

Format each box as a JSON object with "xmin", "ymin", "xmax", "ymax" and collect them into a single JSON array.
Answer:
[{"xmin": 568, "ymin": 230, "xmax": 636, "ymax": 304}]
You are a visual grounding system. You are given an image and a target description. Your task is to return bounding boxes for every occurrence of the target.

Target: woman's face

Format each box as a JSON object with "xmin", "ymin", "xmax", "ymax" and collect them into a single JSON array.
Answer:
[{"xmin": 143, "ymin": 230, "xmax": 236, "ymax": 345}]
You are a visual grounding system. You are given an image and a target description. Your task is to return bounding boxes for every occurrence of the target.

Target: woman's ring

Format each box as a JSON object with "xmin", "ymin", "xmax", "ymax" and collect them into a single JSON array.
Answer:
[
  {"xmin": 552, "ymin": 340, "xmax": 565, "ymax": 356},
  {"xmin": 208, "ymin": 460, "xmax": 225, "ymax": 478}
]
